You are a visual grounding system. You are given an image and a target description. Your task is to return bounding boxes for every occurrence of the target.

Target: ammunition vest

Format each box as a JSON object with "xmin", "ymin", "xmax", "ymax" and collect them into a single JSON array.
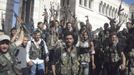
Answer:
[
  {"xmin": 78, "ymin": 41, "xmax": 91, "ymax": 63},
  {"xmin": 104, "ymin": 44, "xmax": 121, "ymax": 63},
  {"xmin": 78, "ymin": 47, "xmax": 91, "ymax": 63},
  {"xmin": 109, "ymin": 45, "xmax": 121, "ymax": 62},
  {"xmin": 29, "ymin": 40, "xmax": 45, "ymax": 59},
  {"xmin": 47, "ymin": 32, "xmax": 58, "ymax": 50},
  {"xmin": 129, "ymin": 49, "xmax": 134, "ymax": 67},
  {"xmin": 60, "ymin": 47, "xmax": 79, "ymax": 75}
]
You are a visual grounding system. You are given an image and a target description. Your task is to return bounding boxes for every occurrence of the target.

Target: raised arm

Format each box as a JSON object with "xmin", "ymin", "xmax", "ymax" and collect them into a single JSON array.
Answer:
[{"xmin": 14, "ymin": 27, "xmax": 24, "ymax": 47}]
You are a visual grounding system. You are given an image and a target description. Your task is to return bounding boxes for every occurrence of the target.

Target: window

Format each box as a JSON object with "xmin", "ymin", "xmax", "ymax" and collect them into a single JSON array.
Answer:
[
  {"xmin": 112, "ymin": 8, "xmax": 115, "ymax": 17},
  {"xmin": 67, "ymin": 0, "xmax": 70, "ymax": 5},
  {"xmin": 102, "ymin": 3, "xmax": 106, "ymax": 14},
  {"xmin": 99, "ymin": 1, "xmax": 103, "ymax": 13},
  {"xmin": 88, "ymin": 0, "xmax": 93, "ymax": 8},
  {"xmin": 84, "ymin": 0, "xmax": 87, "ymax": 6},
  {"xmin": 79, "ymin": 0, "xmax": 82, "ymax": 5},
  {"xmin": 109, "ymin": 6, "xmax": 112, "ymax": 17},
  {"xmin": 115, "ymin": 9, "xmax": 118, "ymax": 17},
  {"xmin": 106, "ymin": 5, "xmax": 109, "ymax": 16},
  {"xmin": 61, "ymin": 0, "xmax": 65, "ymax": 6}
]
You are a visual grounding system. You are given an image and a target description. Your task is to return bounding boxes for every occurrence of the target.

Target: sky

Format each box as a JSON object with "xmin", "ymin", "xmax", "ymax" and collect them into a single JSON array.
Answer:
[{"xmin": 124, "ymin": 0, "xmax": 134, "ymax": 5}]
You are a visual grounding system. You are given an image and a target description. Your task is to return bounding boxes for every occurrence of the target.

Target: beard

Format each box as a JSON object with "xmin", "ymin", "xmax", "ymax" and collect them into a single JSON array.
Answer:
[
  {"xmin": 112, "ymin": 40, "xmax": 118, "ymax": 46},
  {"xmin": 66, "ymin": 42, "xmax": 73, "ymax": 47}
]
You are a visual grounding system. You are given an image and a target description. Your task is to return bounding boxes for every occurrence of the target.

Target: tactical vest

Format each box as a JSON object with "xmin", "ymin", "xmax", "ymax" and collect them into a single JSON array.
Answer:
[
  {"xmin": 104, "ymin": 43, "xmax": 121, "ymax": 63},
  {"xmin": 129, "ymin": 49, "xmax": 134, "ymax": 67},
  {"xmin": 108, "ymin": 44, "xmax": 121, "ymax": 63},
  {"xmin": 47, "ymin": 32, "xmax": 58, "ymax": 50},
  {"xmin": 78, "ymin": 41, "xmax": 91, "ymax": 63},
  {"xmin": 29, "ymin": 40, "xmax": 45, "ymax": 59},
  {"xmin": 60, "ymin": 47, "xmax": 79, "ymax": 75}
]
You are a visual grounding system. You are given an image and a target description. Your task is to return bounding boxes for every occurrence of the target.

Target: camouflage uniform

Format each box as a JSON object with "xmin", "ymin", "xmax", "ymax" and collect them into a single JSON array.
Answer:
[
  {"xmin": 127, "ymin": 31, "xmax": 134, "ymax": 75},
  {"xmin": 54, "ymin": 46, "xmax": 79, "ymax": 75},
  {"xmin": 47, "ymin": 31, "xmax": 58, "ymax": 50},
  {"xmin": 128, "ymin": 49, "xmax": 134, "ymax": 75},
  {"xmin": 46, "ymin": 29, "xmax": 59, "ymax": 75},
  {"xmin": 102, "ymin": 42, "xmax": 122, "ymax": 75},
  {"xmin": 0, "ymin": 44, "xmax": 17, "ymax": 75}
]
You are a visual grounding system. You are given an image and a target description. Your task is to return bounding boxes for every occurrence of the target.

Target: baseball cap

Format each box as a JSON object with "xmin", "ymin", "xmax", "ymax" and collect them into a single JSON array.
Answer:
[{"xmin": 0, "ymin": 34, "xmax": 10, "ymax": 42}]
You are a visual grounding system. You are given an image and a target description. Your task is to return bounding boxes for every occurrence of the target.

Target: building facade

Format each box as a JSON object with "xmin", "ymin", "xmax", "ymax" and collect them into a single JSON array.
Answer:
[
  {"xmin": 22, "ymin": 0, "xmax": 129, "ymax": 30},
  {"xmin": 75, "ymin": 0, "xmax": 129, "ymax": 30}
]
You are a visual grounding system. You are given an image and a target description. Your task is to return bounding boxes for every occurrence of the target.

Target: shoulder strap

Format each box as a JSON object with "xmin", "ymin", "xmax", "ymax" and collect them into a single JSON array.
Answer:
[
  {"xmin": 14, "ymin": 49, "xmax": 20, "ymax": 57},
  {"xmin": 39, "ymin": 40, "xmax": 44, "ymax": 47},
  {"xmin": 31, "ymin": 41, "xmax": 34, "ymax": 45},
  {"xmin": 30, "ymin": 40, "xmax": 40, "ymax": 49},
  {"xmin": 39, "ymin": 40, "xmax": 47, "ymax": 57}
]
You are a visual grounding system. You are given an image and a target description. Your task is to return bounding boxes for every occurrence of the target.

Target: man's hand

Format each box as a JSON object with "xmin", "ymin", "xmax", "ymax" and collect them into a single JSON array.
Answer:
[
  {"xmin": 119, "ymin": 64, "xmax": 125, "ymax": 70},
  {"xmin": 92, "ymin": 63, "xmax": 96, "ymax": 70},
  {"xmin": 27, "ymin": 60, "xmax": 33, "ymax": 66},
  {"xmin": 45, "ymin": 56, "xmax": 49, "ymax": 62}
]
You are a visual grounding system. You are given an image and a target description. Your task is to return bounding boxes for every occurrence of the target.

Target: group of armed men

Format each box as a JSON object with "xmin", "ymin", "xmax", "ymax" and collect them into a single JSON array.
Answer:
[{"xmin": 0, "ymin": 17, "xmax": 134, "ymax": 75}]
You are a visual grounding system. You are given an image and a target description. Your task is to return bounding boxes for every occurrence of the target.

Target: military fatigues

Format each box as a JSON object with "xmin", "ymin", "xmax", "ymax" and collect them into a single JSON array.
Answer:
[
  {"xmin": 128, "ymin": 49, "xmax": 134, "ymax": 75},
  {"xmin": 47, "ymin": 30, "xmax": 58, "ymax": 50},
  {"xmin": 0, "ymin": 52, "xmax": 16, "ymax": 75},
  {"xmin": 93, "ymin": 38, "xmax": 104, "ymax": 75},
  {"xmin": 46, "ymin": 29, "xmax": 59, "ymax": 75},
  {"xmin": 127, "ymin": 32, "xmax": 134, "ymax": 75},
  {"xmin": 94, "ymin": 30, "xmax": 109, "ymax": 75},
  {"xmin": 53, "ymin": 46, "xmax": 79, "ymax": 75},
  {"xmin": 102, "ymin": 42, "xmax": 123, "ymax": 75},
  {"xmin": 0, "ymin": 44, "xmax": 17, "ymax": 75}
]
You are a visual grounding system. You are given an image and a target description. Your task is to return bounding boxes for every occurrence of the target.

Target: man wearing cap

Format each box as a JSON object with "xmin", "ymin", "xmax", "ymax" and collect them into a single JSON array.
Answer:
[{"xmin": 0, "ymin": 28, "xmax": 24, "ymax": 75}]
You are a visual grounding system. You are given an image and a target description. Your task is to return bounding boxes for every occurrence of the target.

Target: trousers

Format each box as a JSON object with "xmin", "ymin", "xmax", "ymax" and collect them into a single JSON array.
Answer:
[{"xmin": 30, "ymin": 63, "xmax": 45, "ymax": 75}]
